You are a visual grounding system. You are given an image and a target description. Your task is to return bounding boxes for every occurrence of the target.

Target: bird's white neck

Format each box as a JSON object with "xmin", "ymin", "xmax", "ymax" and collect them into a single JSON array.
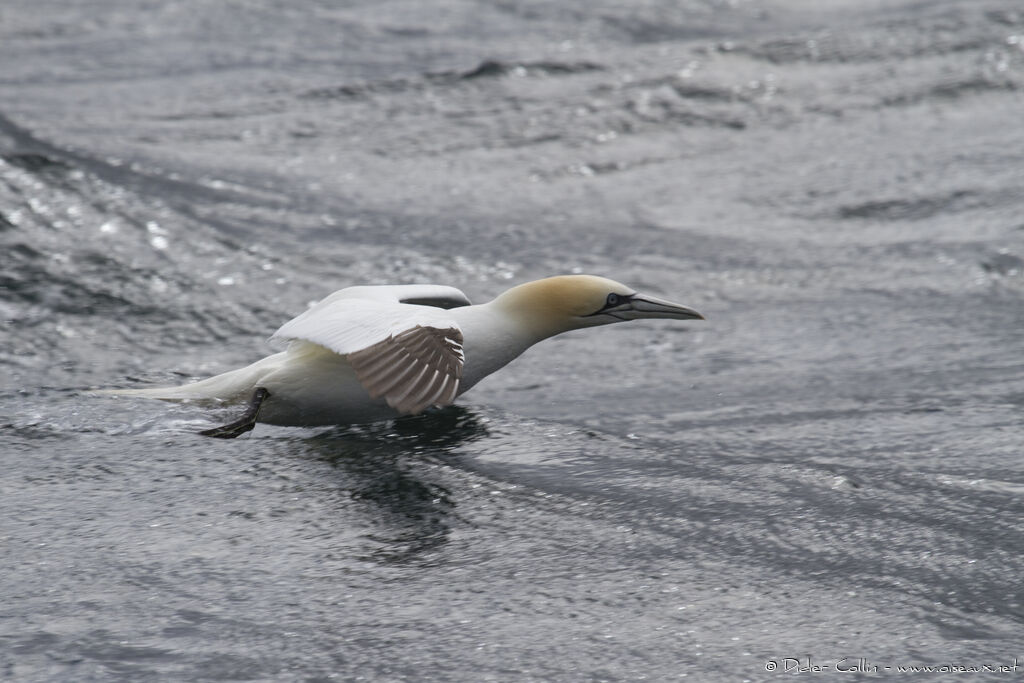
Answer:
[
  {"xmin": 449, "ymin": 300, "xmax": 567, "ymax": 394},
  {"xmin": 450, "ymin": 277, "xmax": 628, "ymax": 394}
]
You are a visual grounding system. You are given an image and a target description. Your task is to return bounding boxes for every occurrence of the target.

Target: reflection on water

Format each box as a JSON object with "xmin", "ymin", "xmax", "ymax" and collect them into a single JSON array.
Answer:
[{"xmin": 299, "ymin": 406, "xmax": 489, "ymax": 565}]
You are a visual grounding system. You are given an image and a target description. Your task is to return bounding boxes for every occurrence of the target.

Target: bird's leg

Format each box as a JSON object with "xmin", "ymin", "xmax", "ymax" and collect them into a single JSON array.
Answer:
[{"xmin": 198, "ymin": 387, "xmax": 271, "ymax": 439}]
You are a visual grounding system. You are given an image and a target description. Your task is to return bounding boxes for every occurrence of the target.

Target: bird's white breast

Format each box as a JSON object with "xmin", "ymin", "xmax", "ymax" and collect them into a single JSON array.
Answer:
[{"xmin": 450, "ymin": 303, "xmax": 536, "ymax": 394}]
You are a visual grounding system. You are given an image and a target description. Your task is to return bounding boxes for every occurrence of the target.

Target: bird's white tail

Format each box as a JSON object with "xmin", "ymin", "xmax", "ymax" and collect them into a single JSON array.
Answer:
[{"xmin": 99, "ymin": 353, "xmax": 285, "ymax": 403}]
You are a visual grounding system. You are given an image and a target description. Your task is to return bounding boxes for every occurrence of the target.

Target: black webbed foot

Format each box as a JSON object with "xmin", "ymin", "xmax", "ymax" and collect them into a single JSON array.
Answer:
[{"xmin": 199, "ymin": 387, "xmax": 271, "ymax": 439}]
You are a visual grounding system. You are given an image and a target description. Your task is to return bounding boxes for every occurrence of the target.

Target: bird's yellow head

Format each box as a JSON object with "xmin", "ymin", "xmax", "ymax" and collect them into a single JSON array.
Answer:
[{"xmin": 492, "ymin": 275, "xmax": 704, "ymax": 339}]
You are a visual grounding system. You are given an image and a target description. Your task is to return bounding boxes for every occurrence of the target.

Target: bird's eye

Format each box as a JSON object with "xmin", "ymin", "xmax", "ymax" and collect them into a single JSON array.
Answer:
[{"xmin": 606, "ymin": 293, "xmax": 620, "ymax": 307}]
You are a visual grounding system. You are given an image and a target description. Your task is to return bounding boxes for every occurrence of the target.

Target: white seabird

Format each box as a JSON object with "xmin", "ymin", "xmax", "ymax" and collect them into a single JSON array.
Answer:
[{"xmin": 108, "ymin": 275, "xmax": 704, "ymax": 437}]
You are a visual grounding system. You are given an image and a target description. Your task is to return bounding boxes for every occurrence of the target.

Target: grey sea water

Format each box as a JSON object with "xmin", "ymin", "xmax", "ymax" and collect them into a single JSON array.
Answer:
[{"xmin": 2, "ymin": 1, "xmax": 1024, "ymax": 680}]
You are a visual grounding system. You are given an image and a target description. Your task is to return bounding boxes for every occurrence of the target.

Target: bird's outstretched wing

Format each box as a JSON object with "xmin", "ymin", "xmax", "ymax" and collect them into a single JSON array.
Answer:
[
  {"xmin": 346, "ymin": 324, "xmax": 463, "ymax": 414},
  {"xmin": 270, "ymin": 285, "xmax": 469, "ymax": 415}
]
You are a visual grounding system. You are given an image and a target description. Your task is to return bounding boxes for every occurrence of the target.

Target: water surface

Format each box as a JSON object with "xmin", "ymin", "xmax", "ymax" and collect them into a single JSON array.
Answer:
[{"xmin": 2, "ymin": 1, "xmax": 1024, "ymax": 680}]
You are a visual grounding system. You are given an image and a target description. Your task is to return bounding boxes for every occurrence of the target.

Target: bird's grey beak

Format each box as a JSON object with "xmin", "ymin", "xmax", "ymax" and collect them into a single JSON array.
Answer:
[{"xmin": 626, "ymin": 293, "xmax": 705, "ymax": 320}]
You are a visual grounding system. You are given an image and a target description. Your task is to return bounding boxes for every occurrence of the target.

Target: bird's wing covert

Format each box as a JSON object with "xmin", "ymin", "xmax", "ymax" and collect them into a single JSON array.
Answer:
[{"xmin": 270, "ymin": 296, "xmax": 464, "ymax": 415}]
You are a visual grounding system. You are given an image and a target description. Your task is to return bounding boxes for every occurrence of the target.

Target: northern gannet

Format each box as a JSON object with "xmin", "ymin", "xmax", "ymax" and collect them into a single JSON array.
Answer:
[{"xmin": 108, "ymin": 275, "xmax": 704, "ymax": 437}]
